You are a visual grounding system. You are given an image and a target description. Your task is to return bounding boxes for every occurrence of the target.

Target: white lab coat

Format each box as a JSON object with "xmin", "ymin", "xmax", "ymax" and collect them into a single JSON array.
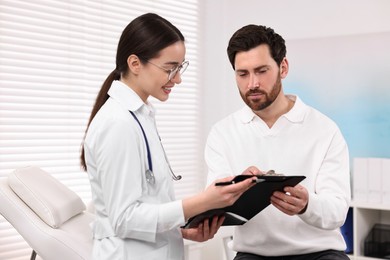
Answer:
[{"xmin": 84, "ymin": 80, "xmax": 186, "ymax": 259}]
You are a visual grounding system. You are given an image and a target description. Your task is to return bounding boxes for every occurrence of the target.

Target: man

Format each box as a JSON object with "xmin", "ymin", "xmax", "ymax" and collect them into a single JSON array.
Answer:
[{"xmin": 205, "ymin": 24, "xmax": 351, "ymax": 260}]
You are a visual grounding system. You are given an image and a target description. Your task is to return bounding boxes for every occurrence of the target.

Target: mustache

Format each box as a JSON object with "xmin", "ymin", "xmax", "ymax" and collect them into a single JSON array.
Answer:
[{"xmin": 246, "ymin": 89, "xmax": 267, "ymax": 96}]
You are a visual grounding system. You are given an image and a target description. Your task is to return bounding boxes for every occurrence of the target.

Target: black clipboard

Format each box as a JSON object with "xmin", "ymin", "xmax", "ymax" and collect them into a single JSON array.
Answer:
[{"xmin": 182, "ymin": 175, "xmax": 306, "ymax": 229}]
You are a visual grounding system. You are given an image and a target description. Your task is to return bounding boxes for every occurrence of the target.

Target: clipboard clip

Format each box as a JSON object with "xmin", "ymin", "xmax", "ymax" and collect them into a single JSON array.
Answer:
[{"xmin": 263, "ymin": 170, "xmax": 284, "ymax": 176}]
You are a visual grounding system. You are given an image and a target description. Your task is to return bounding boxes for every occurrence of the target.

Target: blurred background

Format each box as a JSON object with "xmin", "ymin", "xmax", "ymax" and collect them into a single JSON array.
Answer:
[{"xmin": 1, "ymin": 0, "xmax": 389, "ymax": 259}]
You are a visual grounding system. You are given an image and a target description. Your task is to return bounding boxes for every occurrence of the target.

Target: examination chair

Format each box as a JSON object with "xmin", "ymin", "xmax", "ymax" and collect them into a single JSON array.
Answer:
[{"xmin": 0, "ymin": 166, "xmax": 93, "ymax": 260}]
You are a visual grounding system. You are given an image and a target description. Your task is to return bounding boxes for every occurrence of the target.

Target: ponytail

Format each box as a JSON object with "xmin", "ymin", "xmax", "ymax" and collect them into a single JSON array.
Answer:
[{"xmin": 80, "ymin": 69, "xmax": 120, "ymax": 171}]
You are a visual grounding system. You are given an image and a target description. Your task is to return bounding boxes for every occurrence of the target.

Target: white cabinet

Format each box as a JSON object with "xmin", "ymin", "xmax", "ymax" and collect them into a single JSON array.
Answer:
[{"xmin": 348, "ymin": 201, "xmax": 390, "ymax": 260}]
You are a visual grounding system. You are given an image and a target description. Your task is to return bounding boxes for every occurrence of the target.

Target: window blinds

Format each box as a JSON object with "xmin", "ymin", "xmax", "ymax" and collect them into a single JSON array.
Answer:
[{"xmin": 0, "ymin": 0, "xmax": 201, "ymax": 259}]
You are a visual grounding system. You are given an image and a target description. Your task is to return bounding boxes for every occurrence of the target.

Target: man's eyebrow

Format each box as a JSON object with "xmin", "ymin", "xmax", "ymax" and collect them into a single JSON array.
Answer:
[
  {"xmin": 236, "ymin": 65, "xmax": 269, "ymax": 73},
  {"xmin": 235, "ymin": 68, "xmax": 247, "ymax": 73},
  {"xmin": 255, "ymin": 65, "xmax": 269, "ymax": 70}
]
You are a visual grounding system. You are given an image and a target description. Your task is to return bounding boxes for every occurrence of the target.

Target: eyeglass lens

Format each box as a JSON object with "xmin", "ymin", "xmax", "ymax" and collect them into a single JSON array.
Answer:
[{"xmin": 169, "ymin": 61, "xmax": 189, "ymax": 80}]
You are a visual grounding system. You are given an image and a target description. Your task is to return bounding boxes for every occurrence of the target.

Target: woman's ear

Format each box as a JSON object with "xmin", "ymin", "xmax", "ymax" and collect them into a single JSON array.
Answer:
[
  {"xmin": 280, "ymin": 57, "xmax": 289, "ymax": 79},
  {"xmin": 127, "ymin": 54, "xmax": 141, "ymax": 75}
]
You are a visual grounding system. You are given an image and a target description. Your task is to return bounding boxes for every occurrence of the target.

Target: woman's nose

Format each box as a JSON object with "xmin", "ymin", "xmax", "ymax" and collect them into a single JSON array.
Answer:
[{"xmin": 170, "ymin": 73, "xmax": 182, "ymax": 84}]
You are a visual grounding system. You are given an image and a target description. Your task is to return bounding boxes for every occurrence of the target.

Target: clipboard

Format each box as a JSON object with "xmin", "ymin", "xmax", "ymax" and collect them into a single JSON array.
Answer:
[{"xmin": 182, "ymin": 175, "xmax": 306, "ymax": 229}]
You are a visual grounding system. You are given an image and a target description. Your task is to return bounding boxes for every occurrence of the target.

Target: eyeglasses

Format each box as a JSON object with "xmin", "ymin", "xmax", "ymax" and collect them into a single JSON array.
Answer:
[{"xmin": 146, "ymin": 60, "xmax": 189, "ymax": 81}]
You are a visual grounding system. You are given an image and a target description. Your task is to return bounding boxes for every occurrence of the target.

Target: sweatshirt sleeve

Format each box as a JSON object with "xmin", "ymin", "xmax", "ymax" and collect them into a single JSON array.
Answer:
[{"xmin": 299, "ymin": 129, "xmax": 351, "ymax": 230}]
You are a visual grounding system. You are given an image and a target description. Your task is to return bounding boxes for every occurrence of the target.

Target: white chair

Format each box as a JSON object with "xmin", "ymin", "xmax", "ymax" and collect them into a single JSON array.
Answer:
[
  {"xmin": 223, "ymin": 235, "xmax": 236, "ymax": 260},
  {"xmin": 0, "ymin": 166, "xmax": 94, "ymax": 260}
]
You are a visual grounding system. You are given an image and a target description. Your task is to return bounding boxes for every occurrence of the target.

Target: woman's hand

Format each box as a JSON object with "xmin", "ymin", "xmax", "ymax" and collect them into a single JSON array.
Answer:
[
  {"xmin": 182, "ymin": 166, "xmax": 261, "ymax": 221},
  {"xmin": 181, "ymin": 215, "xmax": 225, "ymax": 242},
  {"xmin": 203, "ymin": 166, "xmax": 261, "ymax": 210}
]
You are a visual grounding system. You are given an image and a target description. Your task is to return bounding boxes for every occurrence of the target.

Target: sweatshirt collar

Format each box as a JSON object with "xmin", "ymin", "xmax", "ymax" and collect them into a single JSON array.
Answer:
[{"xmin": 240, "ymin": 95, "xmax": 307, "ymax": 124}]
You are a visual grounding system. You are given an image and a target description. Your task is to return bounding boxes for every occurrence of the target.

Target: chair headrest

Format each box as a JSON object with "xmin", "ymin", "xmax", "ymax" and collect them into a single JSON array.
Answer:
[{"xmin": 8, "ymin": 166, "xmax": 86, "ymax": 228}]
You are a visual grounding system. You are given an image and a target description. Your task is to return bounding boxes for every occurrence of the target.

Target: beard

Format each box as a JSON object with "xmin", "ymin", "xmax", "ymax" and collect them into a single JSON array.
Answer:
[{"xmin": 240, "ymin": 74, "xmax": 282, "ymax": 112}]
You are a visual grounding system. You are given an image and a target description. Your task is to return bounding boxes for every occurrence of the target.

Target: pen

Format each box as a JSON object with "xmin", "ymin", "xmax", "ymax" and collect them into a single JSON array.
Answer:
[
  {"xmin": 215, "ymin": 178, "xmax": 264, "ymax": 186},
  {"xmin": 254, "ymin": 178, "xmax": 265, "ymax": 183},
  {"xmin": 215, "ymin": 181, "xmax": 235, "ymax": 186}
]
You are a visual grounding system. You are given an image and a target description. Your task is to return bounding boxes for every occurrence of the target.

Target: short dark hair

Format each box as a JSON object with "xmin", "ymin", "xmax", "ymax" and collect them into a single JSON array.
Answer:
[{"xmin": 227, "ymin": 25, "xmax": 286, "ymax": 69}]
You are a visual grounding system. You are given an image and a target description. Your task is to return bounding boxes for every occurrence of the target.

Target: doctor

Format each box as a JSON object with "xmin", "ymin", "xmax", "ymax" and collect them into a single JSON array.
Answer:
[{"xmin": 80, "ymin": 13, "xmax": 258, "ymax": 260}]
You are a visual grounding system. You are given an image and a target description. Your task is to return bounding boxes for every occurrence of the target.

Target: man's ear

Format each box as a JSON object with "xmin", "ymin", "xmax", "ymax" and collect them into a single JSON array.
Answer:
[
  {"xmin": 127, "ymin": 54, "xmax": 142, "ymax": 75},
  {"xmin": 280, "ymin": 57, "xmax": 289, "ymax": 79}
]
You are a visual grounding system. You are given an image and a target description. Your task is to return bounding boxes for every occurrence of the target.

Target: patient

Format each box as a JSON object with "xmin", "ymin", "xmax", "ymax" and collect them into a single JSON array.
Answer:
[{"xmin": 205, "ymin": 23, "xmax": 351, "ymax": 260}]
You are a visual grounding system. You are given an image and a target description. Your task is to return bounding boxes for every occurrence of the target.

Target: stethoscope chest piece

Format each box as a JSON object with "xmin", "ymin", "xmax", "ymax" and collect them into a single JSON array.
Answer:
[{"xmin": 145, "ymin": 169, "xmax": 155, "ymax": 185}]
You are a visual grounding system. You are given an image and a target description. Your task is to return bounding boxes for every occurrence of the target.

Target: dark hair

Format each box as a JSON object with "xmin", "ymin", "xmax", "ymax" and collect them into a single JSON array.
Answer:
[
  {"xmin": 227, "ymin": 24, "xmax": 286, "ymax": 69},
  {"xmin": 80, "ymin": 13, "xmax": 185, "ymax": 171}
]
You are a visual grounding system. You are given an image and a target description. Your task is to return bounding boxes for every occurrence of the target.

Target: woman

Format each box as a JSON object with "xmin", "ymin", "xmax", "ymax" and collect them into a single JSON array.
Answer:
[{"xmin": 80, "ymin": 13, "xmax": 257, "ymax": 259}]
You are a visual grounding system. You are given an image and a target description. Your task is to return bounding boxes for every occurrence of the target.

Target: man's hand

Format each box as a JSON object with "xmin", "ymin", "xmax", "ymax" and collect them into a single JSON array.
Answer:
[{"xmin": 270, "ymin": 184, "xmax": 308, "ymax": 215}]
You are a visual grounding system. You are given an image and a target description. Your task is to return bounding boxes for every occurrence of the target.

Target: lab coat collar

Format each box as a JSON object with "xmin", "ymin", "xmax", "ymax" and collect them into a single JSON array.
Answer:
[
  {"xmin": 240, "ymin": 95, "xmax": 307, "ymax": 124},
  {"xmin": 108, "ymin": 80, "xmax": 156, "ymax": 117}
]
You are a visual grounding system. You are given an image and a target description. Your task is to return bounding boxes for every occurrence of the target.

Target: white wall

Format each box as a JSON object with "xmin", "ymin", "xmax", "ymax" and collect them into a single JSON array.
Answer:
[
  {"xmin": 198, "ymin": 0, "xmax": 390, "ymax": 177},
  {"xmin": 196, "ymin": 1, "xmax": 390, "ymax": 259},
  {"xmin": 200, "ymin": 0, "xmax": 390, "ymax": 139}
]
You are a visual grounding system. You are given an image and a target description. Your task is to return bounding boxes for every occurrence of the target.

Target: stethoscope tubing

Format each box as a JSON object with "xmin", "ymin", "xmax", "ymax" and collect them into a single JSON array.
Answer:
[
  {"xmin": 129, "ymin": 110, "xmax": 181, "ymax": 183},
  {"xmin": 129, "ymin": 111, "xmax": 154, "ymax": 172}
]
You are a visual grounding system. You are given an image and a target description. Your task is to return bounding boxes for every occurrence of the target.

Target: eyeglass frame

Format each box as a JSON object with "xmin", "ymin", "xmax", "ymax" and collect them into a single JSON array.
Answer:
[{"xmin": 144, "ymin": 59, "xmax": 189, "ymax": 81}]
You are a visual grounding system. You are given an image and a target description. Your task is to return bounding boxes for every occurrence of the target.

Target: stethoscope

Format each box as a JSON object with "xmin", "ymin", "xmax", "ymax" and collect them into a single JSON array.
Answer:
[{"xmin": 129, "ymin": 111, "xmax": 182, "ymax": 185}]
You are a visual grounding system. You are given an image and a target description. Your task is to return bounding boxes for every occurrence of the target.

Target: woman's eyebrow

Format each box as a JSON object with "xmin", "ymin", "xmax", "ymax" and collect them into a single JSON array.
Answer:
[
  {"xmin": 165, "ymin": 61, "xmax": 179, "ymax": 65},
  {"xmin": 164, "ymin": 59, "xmax": 185, "ymax": 66}
]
